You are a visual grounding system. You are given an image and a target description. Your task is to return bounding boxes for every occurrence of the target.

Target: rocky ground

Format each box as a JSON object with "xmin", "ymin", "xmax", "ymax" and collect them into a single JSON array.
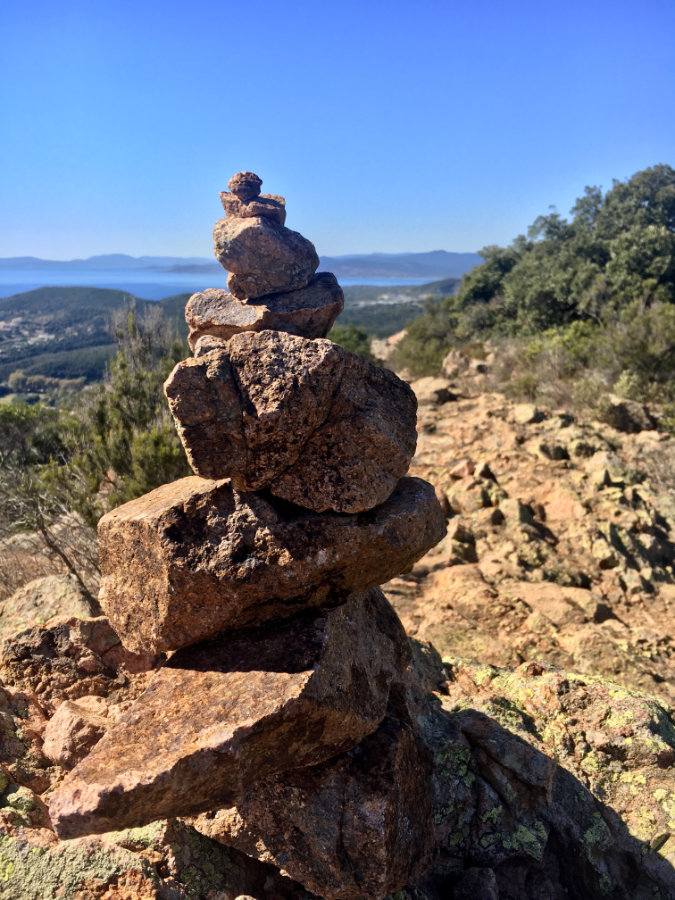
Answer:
[
  {"xmin": 389, "ymin": 375, "xmax": 675, "ymax": 707},
  {"xmin": 0, "ymin": 370, "xmax": 674, "ymax": 898}
]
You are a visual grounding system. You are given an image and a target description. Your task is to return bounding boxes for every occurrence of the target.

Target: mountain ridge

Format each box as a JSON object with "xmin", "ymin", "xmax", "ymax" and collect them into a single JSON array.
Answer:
[{"xmin": 0, "ymin": 250, "xmax": 481, "ymax": 279}]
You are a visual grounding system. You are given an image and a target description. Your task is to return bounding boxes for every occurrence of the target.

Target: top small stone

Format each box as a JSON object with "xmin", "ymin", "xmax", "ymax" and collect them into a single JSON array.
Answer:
[{"xmin": 228, "ymin": 171, "xmax": 262, "ymax": 201}]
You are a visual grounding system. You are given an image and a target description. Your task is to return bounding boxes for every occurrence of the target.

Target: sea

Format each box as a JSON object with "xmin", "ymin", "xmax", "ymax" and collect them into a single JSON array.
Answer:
[{"xmin": 0, "ymin": 269, "xmax": 434, "ymax": 301}]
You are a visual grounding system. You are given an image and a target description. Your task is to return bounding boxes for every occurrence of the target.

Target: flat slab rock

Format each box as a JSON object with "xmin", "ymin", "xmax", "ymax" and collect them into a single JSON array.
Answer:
[
  {"xmin": 185, "ymin": 273, "xmax": 344, "ymax": 349},
  {"xmin": 213, "ymin": 215, "xmax": 319, "ymax": 300},
  {"xmin": 191, "ymin": 694, "xmax": 435, "ymax": 900},
  {"xmin": 47, "ymin": 588, "xmax": 410, "ymax": 839},
  {"xmin": 164, "ymin": 330, "xmax": 418, "ymax": 513},
  {"xmin": 98, "ymin": 474, "xmax": 445, "ymax": 654}
]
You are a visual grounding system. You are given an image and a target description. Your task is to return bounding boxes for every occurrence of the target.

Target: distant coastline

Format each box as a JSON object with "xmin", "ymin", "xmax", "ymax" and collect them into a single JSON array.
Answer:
[
  {"xmin": 0, "ymin": 270, "xmax": 439, "ymax": 302},
  {"xmin": 0, "ymin": 250, "xmax": 480, "ymax": 300}
]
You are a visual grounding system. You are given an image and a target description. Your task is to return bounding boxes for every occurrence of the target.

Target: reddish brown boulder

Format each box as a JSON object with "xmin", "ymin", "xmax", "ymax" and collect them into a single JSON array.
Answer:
[
  {"xmin": 98, "ymin": 475, "xmax": 445, "ymax": 654},
  {"xmin": 191, "ymin": 696, "xmax": 435, "ymax": 900},
  {"xmin": 47, "ymin": 589, "xmax": 411, "ymax": 838},
  {"xmin": 0, "ymin": 616, "xmax": 162, "ymax": 714},
  {"xmin": 213, "ymin": 215, "xmax": 319, "ymax": 300},
  {"xmin": 164, "ymin": 330, "xmax": 418, "ymax": 513},
  {"xmin": 42, "ymin": 699, "xmax": 109, "ymax": 768},
  {"xmin": 185, "ymin": 273, "xmax": 344, "ymax": 349}
]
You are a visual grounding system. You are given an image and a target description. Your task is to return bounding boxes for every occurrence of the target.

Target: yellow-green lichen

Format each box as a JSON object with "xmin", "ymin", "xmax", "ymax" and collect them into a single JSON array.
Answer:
[
  {"xmin": 501, "ymin": 822, "xmax": 548, "ymax": 860},
  {"xmin": 583, "ymin": 813, "xmax": 611, "ymax": 849},
  {"xmin": 481, "ymin": 804, "xmax": 503, "ymax": 824}
]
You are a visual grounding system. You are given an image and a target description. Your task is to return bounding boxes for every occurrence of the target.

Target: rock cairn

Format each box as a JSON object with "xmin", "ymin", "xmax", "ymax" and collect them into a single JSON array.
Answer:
[{"xmin": 47, "ymin": 173, "xmax": 446, "ymax": 900}]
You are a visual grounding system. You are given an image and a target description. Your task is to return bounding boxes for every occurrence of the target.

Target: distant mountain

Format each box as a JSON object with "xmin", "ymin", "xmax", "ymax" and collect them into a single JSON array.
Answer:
[
  {"xmin": 0, "ymin": 251, "xmax": 481, "ymax": 279},
  {"xmin": 0, "ymin": 254, "xmax": 213, "ymax": 271},
  {"xmin": 319, "ymin": 251, "xmax": 481, "ymax": 279}
]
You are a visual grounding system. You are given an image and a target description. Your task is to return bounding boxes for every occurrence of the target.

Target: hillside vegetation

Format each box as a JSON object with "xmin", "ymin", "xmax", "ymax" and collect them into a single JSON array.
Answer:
[{"xmin": 395, "ymin": 164, "xmax": 675, "ymax": 422}]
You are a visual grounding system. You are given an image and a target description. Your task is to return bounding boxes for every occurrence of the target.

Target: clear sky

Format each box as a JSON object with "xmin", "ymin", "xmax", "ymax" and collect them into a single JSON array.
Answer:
[{"xmin": 1, "ymin": 0, "xmax": 674, "ymax": 259}]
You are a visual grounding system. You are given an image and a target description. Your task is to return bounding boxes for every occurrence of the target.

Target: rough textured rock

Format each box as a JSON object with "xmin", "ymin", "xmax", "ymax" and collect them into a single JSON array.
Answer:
[
  {"xmin": 191, "ymin": 691, "xmax": 435, "ymax": 900},
  {"xmin": 600, "ymin": 393, "xmax": 658, "ymax": 433},
  {"xmin": 42, "ymin": 699, "xmax": 109, "ymax": 769},
  {"xmin": 213, "ymin": 215, "xmax": 319, "ymax": 300},
  {"xmin": 414, "ymin": 655, "xmax": 675, "ymax": 898},
  {"xmin": 0, "ymin": 815, "xmax": 315, "ymax": 900},
  {"xmin": 98, "ymin": 475, "xmax": 443, "ymax": 654},
  {"xmin": 0, "ymin": 616, "xmax": 162, "ymax": 714},
  {"xmin": 165, "ymin": 330, "xmax": 418, "ymax": 513},
  {"xmin": 388, "ymin": 387, "xmax": 675, "ymax": 706},
  {"xmin": 0, "ymin": 573, "xmax": 99, "ymax": 643},
  {"xmin": 3, "ymin": 638, "xmax": 675, "ymax": 897},
  {"xmin": 185, "ymin": 273, "xmax": 344, "ymax": 348},
  {"xmin": 220, "ymin": 192, "xmax": 287, "ymax": 225},
  {"xmin": 48, "ymin": 589, "xmax": 410, "ymax": 838},
  {"xmin": 413, "ymin": 376, "xmax": 458, "ymax": 406}
]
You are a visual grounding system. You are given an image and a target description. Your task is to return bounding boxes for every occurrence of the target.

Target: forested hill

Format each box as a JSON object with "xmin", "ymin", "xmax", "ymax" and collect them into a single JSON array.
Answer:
[
  {"xmin": 0, "ymin": 287, "xmax": 190, "ymax": 384},
  {"xmin": 0, "ymin": 279, "xmax": 454, "ymax": 390},
  {"xmin": 395, "ymin": 164, "xmax": 675, "ymax": 416}
]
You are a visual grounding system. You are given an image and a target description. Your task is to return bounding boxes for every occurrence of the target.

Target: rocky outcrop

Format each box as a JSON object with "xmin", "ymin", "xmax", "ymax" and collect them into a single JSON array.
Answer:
[
  {"xmin": 165, "ymin": 329, "xmax": 418, "ymax": 513},
  {"xmin": 390, "ymin": 386, "xmax": 675, "ymax": 705},
  {"xmin": 98, "ymin": 475, "xmax": 444, "ymax": 653},
  {"xmin": 2, "ymin": 638, "xmax": 674, "ymax": 898},
  {"xmin": 0, "ymin": 615, "xmax": 162, "ymax": 714}
]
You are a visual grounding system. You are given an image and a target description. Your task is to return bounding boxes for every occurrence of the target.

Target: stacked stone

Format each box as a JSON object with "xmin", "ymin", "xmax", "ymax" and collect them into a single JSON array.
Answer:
[{"xmin": 47, "ymin": 174, "xmax": 446, "ymax": 900}]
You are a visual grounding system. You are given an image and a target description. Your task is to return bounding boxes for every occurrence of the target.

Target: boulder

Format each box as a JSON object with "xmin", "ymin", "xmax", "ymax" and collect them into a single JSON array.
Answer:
[
  {"xmin": 164, "ymin": 330, "xmax": 418, "ymax": 513},
  {"xmin": 42, "ymin": 699, "xmax": 109, "ymax": 768},
  {"xmin": 191, "ymin": 694, "xmax": 435, "ymax": 900},
  {"xmin": 0, "ymin": 574, "xmax": 98, "ymax": 643},
  {"xmin": 0, "ymin": 616, "xmax": 162, "ymax": 715},
  {"xmin": 97, "ymin": 475, "xmax": 445, "ymax": 654},
  {"xmin": 412, "ymin": 376, "xmax": 458, "ymax": 406},
  {"xmin": 213, "ymin": 215, "xmax": 319, "ymax": 300},
  {"xmin": 601, "ymin": 394, "xmax": 658, "ymax": 433},
  {"xmin": 47, "ymin": 588, "xmax": 411, "ymax": 838},
  {"xmin": 185, "ymin": 273, "xmax": 344, "ymax": 348}
]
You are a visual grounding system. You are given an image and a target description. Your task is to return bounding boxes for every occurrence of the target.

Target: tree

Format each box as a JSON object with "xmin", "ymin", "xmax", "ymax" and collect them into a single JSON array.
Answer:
[
  {"xmin": 0, "ymin": 305, "xmax": 191, "ymax": 599},
  {"xmin": 329, "ymin": 323, "xmax": 380, "ymax": 365}
]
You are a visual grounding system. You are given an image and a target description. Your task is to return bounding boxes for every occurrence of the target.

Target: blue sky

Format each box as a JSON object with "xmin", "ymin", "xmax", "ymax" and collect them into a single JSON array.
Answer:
[{"xmin": 1, "ymin": 0, "xmax": 673, "ymax": 258}]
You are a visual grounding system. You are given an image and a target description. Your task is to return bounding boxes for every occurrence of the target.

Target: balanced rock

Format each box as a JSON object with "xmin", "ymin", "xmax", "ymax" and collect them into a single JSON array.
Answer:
[
  {"xmin": 219, "ymin": 190, "xmax": 287, "ymax": 225},
  {"xmin": 164, "ymin": 330, "xmax": 418, "ymax": 513},
  {"xmin": 214, "ymin": 214, "xmax": 319, "ymax": 300},
  {"xmin": 185, "ymin": 273, "xmax": 344, "ymax": 348},
  {"xmin": 98, "ymin": 475, "xmax": 445, "ymax": 654},
  {"xmin": 227, "ymin": 171, "xmax": 262, "ymax": 201},
  {"xmin": 48, "ymin": 588, "xmax": 411, "ymax": 838},
  {"xmin": 191, "ymin": 695, "xmax": 435, "ymax": 900}
]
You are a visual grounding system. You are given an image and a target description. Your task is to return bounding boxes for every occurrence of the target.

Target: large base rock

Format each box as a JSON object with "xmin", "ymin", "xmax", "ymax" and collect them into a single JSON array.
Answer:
[
  {"xmin": 185, "ymin": 273, "xmax": 344, "ymax": 348},
  {"xmin": 98, "ymin": 475, "xmax": 444, "ymax": 654},
  {"xmin": 48, "ymin": 589, "xmax": 411, "ymax": 839},
  {"xmin": 191, "ymin": 692, "xmax": 435, "ymax": 900},
  {"xmin": 164, "ymin": 330, "xmax": 418, "ymax": 513},
  {"xmin": 213, "ymin": 215, "xmax": 319, "ymax": 299}
]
